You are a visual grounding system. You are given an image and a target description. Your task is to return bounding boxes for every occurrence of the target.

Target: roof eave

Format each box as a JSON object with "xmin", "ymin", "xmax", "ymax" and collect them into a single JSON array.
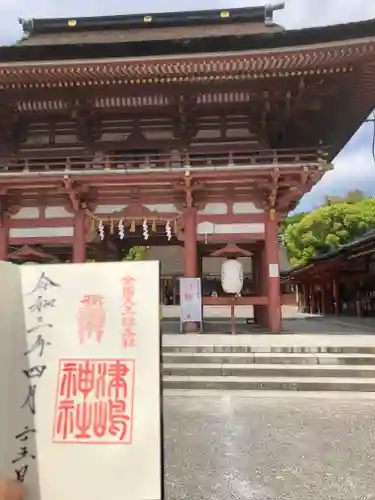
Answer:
[{"xmin": 20, "ymin": 5, "xmax": 274, "ymax": 37}]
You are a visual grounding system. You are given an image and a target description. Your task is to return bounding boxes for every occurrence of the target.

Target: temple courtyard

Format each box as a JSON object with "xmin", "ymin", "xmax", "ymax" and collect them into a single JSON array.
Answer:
[
  {"xmin": 162, "ymin": 309, "xmax": 375, "ymax": 335},
  {"xmin": 164, "ymin": 394, "xmax": 375, "ymax": 500},
  {"xmin": 162, "ymin": 315, "xmax": 375, "ymax": 498}
]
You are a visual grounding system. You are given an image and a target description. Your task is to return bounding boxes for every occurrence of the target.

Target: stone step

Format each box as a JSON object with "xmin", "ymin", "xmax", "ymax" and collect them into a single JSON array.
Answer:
[
  {"xmin": 162, "ymin": 345, "xmax": 375, "ymax": 355},
  {"xmin": 162, "ymin": 375, "xmax": 375, "ymax": 391},
  {"xmin": 162, "ymin": 362, "xmax": 375, "ymax": 378},
  {"xmin": 163, "ymin": 352, "xmax": 375, "ymax": 365}
]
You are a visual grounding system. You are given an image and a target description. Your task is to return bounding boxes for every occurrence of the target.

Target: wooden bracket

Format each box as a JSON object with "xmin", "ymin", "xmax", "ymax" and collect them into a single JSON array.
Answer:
[
  {"xmin": 172, "ymin": 172, "xmax": 205, "ymax": 209},
  {"xmin": 268, "ymin": 170, "xmax": 280, "ymax": 209},
  {"xmin": 0, "ymin": 189, "xmax": 8, "ymax": 227},
  {"xmin": 63, "ymin": 176, "xmax": 90, "ymax": 212}
]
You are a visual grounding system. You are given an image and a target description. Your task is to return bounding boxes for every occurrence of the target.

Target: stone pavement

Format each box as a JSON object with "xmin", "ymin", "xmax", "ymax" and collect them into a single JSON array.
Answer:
[
  {"xmin": 283, "ymin": 316, "xmax": 375, "ymax": 335},
  {"xmin": 164, "ymin": 395, "xmax": 375, "ymax": 499},
  {"xmin": 162, "ymin": 304, "xmax": 304, "ymax": 319},
  {"xmin": 162, "ymin": 315, "xmax": 375, "ymax": 336},
  {"xmin": 162, "ymin": 331, "xmax": 375, "ymax": 348},
  {"xmin": 325, "ymin": 315, "xmax": 375, "ymax": 333}
]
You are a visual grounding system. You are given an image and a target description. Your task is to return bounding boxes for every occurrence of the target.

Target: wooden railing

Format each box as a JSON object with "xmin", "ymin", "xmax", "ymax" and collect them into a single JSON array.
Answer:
[{"xmin": 0, "ymin": 147, "xmax": 327, "ymax": 174}]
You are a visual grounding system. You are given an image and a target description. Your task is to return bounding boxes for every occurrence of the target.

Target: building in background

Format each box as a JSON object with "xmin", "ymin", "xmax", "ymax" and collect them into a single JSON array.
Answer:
[{"xmin": 285, "ymin": 228, "xmax": 375, "ymax": 318}]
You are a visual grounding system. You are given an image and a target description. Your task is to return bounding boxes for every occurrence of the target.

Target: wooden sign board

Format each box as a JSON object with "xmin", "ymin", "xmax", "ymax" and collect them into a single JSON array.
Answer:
[{"xmin": 0, "ymin": 261, "xmax": 162, "ymax": 500}]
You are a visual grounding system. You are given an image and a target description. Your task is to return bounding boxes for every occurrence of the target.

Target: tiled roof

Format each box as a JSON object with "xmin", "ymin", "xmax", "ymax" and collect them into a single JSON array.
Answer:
[
  {"xmin": 20, "ymin": 6, "xmax": 274, "ymax": 37},
  {"xmin": 1, "ymin": 13, "xmax": 374, "ymax": 62},
  {"xmin": 287, "ymin": 226, "xmax": 375, "ymax": 276}
]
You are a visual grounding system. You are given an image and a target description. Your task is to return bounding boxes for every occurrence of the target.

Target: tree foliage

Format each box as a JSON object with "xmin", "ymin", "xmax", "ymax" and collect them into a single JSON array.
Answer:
[
  {"xmin": 281, "ymin": 211, "xmax": 307, "ymax": 231},
  {"xmin": 123, "ymin": 246, "xmax": 147, "ymax": 261},
  {"xmin": 283, "ymin": 197, "xmax": 375, "ymax": 266},
  {"xmin": 325, "ymin": 189, "xmax": 366, "ymax": 205}
]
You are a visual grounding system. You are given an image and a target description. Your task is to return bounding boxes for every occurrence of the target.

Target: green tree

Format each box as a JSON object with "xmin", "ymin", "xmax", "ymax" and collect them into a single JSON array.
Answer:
[
  {"xmin": 344, "ymin": 189, "xmax": 367, "ymax": 204},
  {"xmin": 325, "ymin": 189, "xmax": 366, "ymax": 205},
  {"xmin": 283, "ymin": 198, "xmax": 375, "ymax": 266},
  {"xmin": 281, "ymin": 211, "xmax": 307, "ymax": 231},
  {"xmin": 123, "ymin": 246, "xmax": 147, "ymax": 261}
]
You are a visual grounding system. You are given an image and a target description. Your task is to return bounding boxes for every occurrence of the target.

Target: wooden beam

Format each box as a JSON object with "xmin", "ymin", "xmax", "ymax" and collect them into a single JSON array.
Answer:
[{"xmin": 1, "ymin": 76, "xmax": 339, "ymax": 102}]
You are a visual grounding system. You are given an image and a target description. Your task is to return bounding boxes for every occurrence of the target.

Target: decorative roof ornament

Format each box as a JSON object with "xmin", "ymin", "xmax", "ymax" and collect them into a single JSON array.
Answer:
[
  {"xmin": 165, "ymin": 221, "xmax": 172, "ymax": 241},
  {"xmin": 142, "ymin": 220, "xmax": 149, "ymax": 241},
  {"xmin": 210, "ymin": 244, "xmax": 252, "ymax": 258},
  {"xmin": 98, "ymin": 220, "xmax": 105, "ymax": 241},
  {"xmin": 264, "ymin": 2, "xmax": 285, "ymax": 25},
  {"xmin": 7, "ymin": 245, "xmax": 59, "ymax": 263},
  {"xmin": 86, "ymin": 208, "xmax": 178, "ymax": 242},
  {"xmin": 118, "ymin": 220, "xmax": 125, "ymax": 240}
]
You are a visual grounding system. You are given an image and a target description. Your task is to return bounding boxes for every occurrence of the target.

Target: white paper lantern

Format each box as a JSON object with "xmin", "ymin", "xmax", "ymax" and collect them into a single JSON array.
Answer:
[{"xmin": 221, "ymin": 259, "xmax": 243, "ymax": 294}]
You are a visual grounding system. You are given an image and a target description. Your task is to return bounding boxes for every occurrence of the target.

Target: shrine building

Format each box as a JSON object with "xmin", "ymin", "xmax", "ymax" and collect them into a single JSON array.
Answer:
[
  {"xmin": 284, "ymin": 228, "xmax": 375, "ymax": 318},
  {"xmin": 0, "ymin": 4, "xmax": 375, "ymax": 332}
]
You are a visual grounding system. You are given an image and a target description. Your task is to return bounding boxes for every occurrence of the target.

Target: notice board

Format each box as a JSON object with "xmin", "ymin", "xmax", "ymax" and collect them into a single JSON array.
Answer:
[
  {"xmin": 179, "ymin": 277, "xmax": 203, "ymax": 332},
  {"xmin": 0, "ymin": 261, "xmax": 162, "ymax": 500}
]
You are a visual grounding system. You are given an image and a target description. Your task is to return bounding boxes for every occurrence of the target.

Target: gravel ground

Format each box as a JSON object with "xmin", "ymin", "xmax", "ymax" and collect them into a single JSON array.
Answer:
[{"xmin": 163, "ymin": 395, "xmax": 375, "ymax": 499}]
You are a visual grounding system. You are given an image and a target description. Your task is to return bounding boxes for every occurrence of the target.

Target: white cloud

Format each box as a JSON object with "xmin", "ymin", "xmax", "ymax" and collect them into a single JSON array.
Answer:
[
  {"xmin": 297, "ymin": 119, "xmax": 375, "ymax": 211},
  {"xmin": 1, "ymin": 0, "xmax": 375, "ymax": 208},
  {"xmin": 276, "ymin": 0, "xmax": 375, "ymax": 28},
  {"xmin": 298, "ymin": 143, "xmax": 375, "ymax": 211}
]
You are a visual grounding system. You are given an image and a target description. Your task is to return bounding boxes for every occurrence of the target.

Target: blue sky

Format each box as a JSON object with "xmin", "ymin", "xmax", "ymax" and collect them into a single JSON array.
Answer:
[{"xmin": 1, "ymin": 0, "xmax": 375, "ymax": 212}]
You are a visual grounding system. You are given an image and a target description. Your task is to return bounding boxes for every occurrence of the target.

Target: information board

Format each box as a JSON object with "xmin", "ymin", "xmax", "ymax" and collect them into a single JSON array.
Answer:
[
  {"xmin": 0, "ymin": 261, "xmax": 162, "ymax": 500},
  {"xmin": 179, "ymin": 277, "xmax": 203, "ymax": 332}
]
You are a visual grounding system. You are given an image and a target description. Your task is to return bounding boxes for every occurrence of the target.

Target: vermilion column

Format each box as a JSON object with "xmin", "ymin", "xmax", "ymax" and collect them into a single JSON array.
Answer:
[
  {"xmin": 302, "ymin": 283, "xmax": 309, "ymax": 312},
  {"xmin": 197, "ymin": 248, "xmax": 203, "ymax": 280},
  {"xmin": 333, "ymin": 280, "xmax": 341, "ymax": 316},
  {"xmin": 0, "ymin": 214, "xmax": 9, "ymax": 261},
  {"xmin": 251, "ymin": 248, "xmax": 267, "ymax": 328},
  {"xmin": 310, "ymin": 287, "xmax": 317, "ymax": 314},
  {"xmin": 259, "ymin": 246, "xmax": 268, "ymax": 327},
  {"xmin": 252, "ymin": 249, "xmax": 262, "ymax": 325},
  {"xmin": 320, "ymin": 286, "xmax": 326, "ymax": 315},
  {"xmin": 183, "ymin": 208, "xmax": 198, "ymax": 277},
  {"xmin": 265, "ymin": 211, "xmax": 282, "ymax": 333},
  {"xmin": 72, "ymin": 210, "xmax": 86, "ymax": 263}
]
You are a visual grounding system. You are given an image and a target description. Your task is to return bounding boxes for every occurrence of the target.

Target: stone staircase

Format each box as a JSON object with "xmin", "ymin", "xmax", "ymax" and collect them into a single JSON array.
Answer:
[{"xmin": 162, "ymin": 344, "xmax": 375, "ymax": 392}]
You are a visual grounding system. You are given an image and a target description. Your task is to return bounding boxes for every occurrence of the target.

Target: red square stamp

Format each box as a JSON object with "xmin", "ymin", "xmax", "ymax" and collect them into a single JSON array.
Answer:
[{"xmin": 53, "ymin": 358, "xmax": 135, "ymax": 444}]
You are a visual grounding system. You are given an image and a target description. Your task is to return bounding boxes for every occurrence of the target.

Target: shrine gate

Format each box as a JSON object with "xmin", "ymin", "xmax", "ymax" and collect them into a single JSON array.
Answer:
[{"xmin": 0, "ymin": 5, "xmax": 375, "ymax": 332}]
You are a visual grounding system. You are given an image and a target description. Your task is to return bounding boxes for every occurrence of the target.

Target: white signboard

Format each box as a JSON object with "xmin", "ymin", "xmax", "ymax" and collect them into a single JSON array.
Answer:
[
  {"xmin": 0, "ymin": 261, "xmax": 162, "ymax": 500},
  {"xmin": 179, "ymin": 277, "xmax": 203, "ymax": 332},
  {"xmin": 269, "ymin": 263, "xmax": 280, "ymax": 278}
]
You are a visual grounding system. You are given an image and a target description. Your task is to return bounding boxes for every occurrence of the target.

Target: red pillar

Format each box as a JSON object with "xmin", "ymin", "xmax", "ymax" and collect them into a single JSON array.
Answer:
[
  {"xmin": 265, "ymin": 211, "xmax": 282, "ymax": 333},
  {"xmin": 182, "ymin": 208, "xmax": 198, "ymax": 332},
  {"xmin": 252, "ymin": 249, "xmax": 262, "ymax": 325},
  {"xmin": 302, "ymin": 284, "xmax": 309, "ymax": 313},
  {"xmin": 321, "ymin": 286, "xmax": 326, "ymax": 315},
  {"xmin": 333, "ymin": 280, "xmax": 341, "ymax": 316},
  {"xmin": 0, "ymin": 214, "xmax": 9, "ymax": 261},
  {"xmin": 310, "ymin": 287, "xmax": 317, "ymax": 314},
  {"xmin": 183, "ymin": 208, "xmax": 197, "ymax": 277},
  {"xmin": 197, "ymin": 248, "xmax": 203, "ymax": 280},
  {"xmin": 72, "ymin": 210, "xmax": 86, "ymax": 263},
  {"xmin": 260, "ymin": 246, "xmax": 269, "ymax": 327}
]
